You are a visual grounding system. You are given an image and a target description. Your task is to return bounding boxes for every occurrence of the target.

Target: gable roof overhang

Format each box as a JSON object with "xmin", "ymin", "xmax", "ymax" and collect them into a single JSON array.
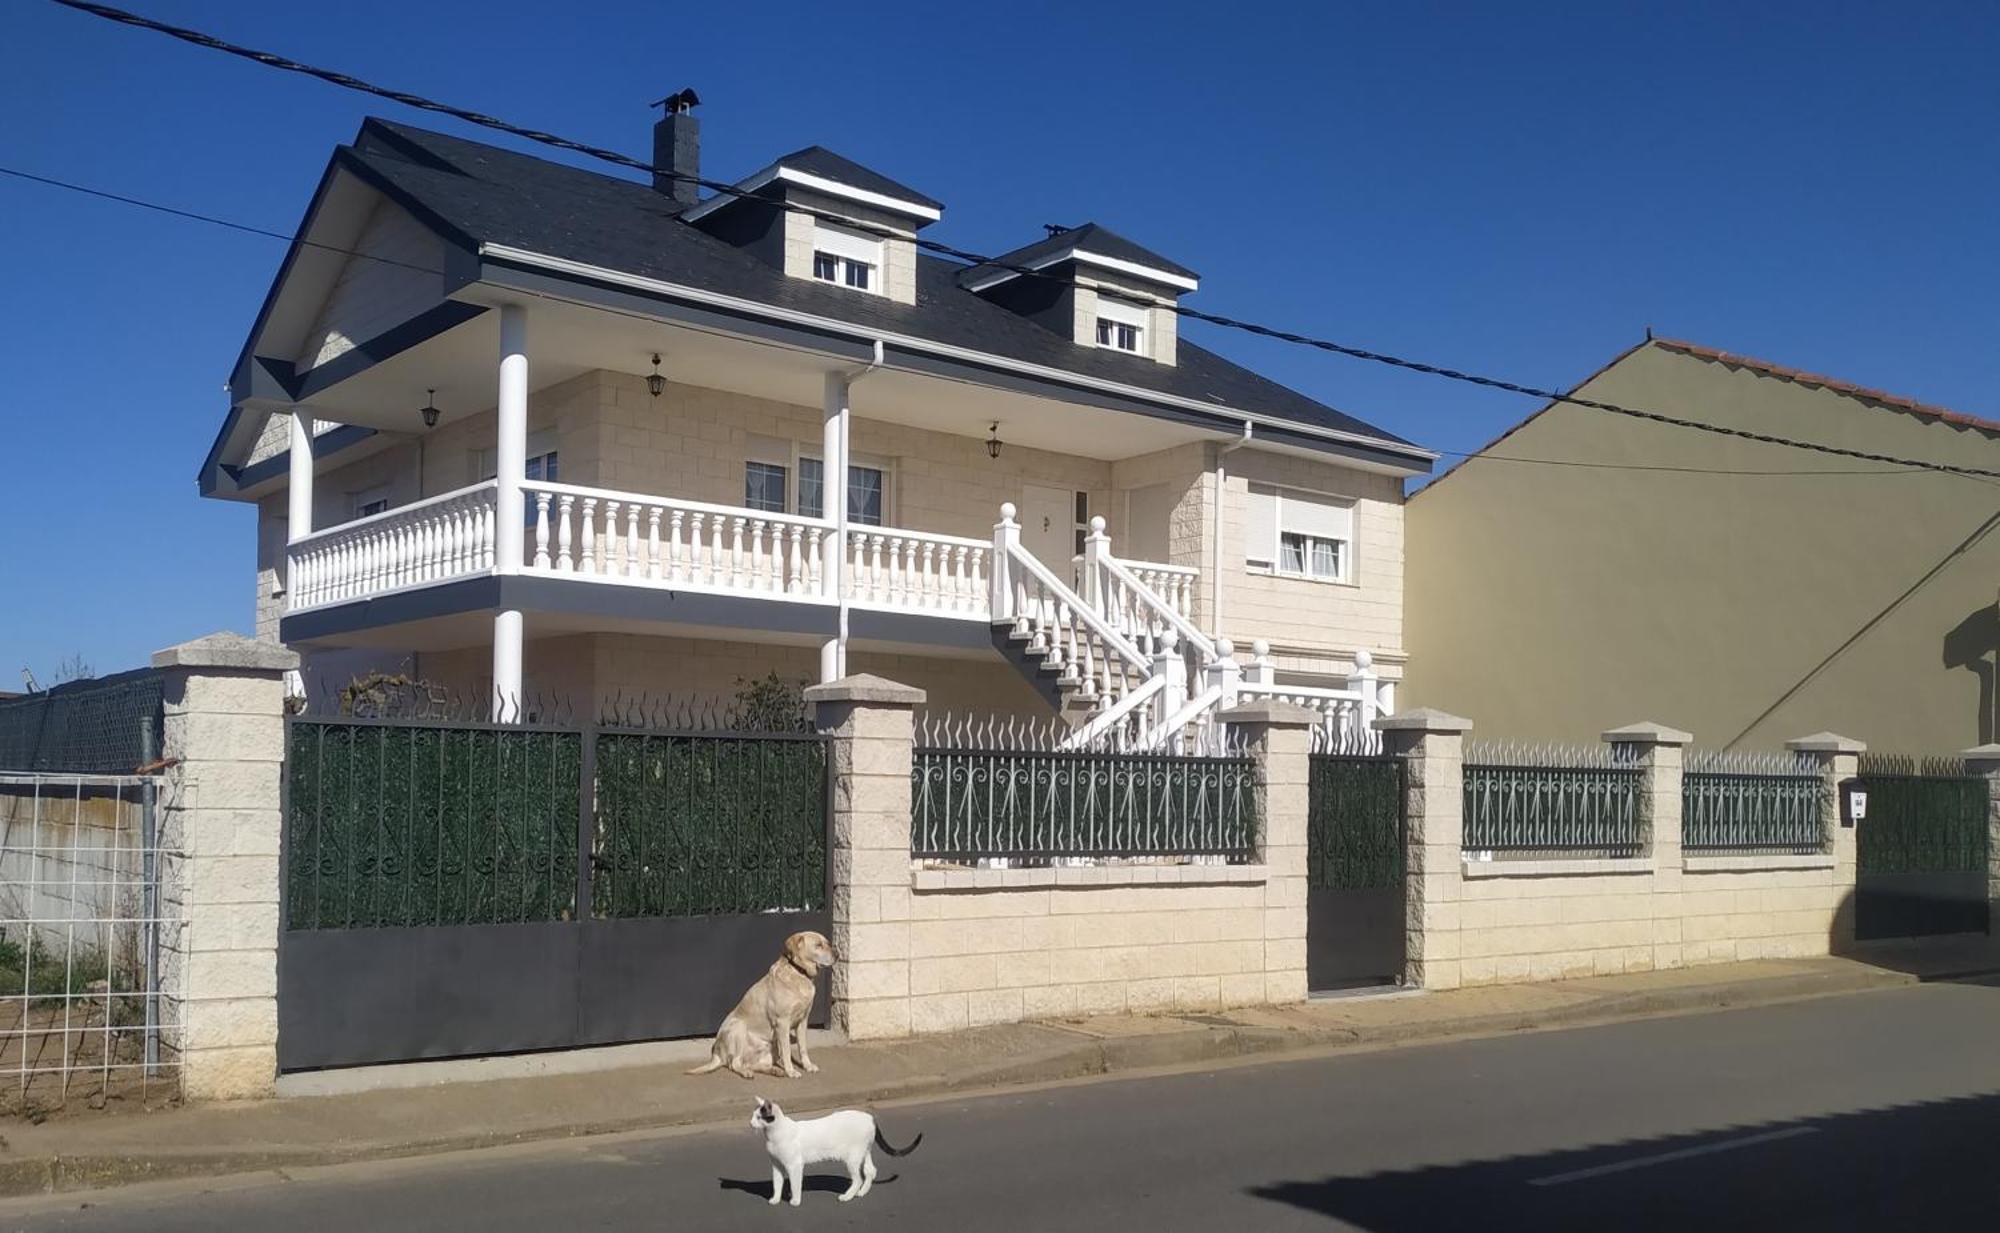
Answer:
[
  {"xmin": 201, "ymin": 148, "xmax": 485, "ymax": 499},
  {"xmin": 678, "ymin": 159, "xmax": 943, "ymax": 226}
]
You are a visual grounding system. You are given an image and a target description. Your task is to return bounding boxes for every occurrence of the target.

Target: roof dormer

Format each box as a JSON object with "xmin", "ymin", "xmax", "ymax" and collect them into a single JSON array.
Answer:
[
  {"xmin": 958, "ymin": 223, "xmax": 1198, "ymax": 366},
  {"xmin": 682, "ymin": 147, "xmax": 940, "ymax": 305}
]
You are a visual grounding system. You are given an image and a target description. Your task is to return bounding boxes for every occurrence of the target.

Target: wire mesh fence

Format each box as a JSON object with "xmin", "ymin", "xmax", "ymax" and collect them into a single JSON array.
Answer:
[
  {"xmin": 0, "ymin": 670, "xmax": 164, "ymax": 775},
  {"xmin": 0, "ymin": 773, "xmax": 177, "ymax": 1113}
]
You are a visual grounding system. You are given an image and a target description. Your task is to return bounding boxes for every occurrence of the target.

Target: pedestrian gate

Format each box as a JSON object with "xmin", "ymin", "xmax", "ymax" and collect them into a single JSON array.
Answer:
[
  {"xmin": 1854, "ymin": 759, "xmax": 1989, "ymax": 941},
  {"xmin": 1306, "ymin": 753, "xmax": 1407, "ymax": 989},
  {"xmin": 278, "ymin": 716, "xmax": 829, "ymax": 1071}
]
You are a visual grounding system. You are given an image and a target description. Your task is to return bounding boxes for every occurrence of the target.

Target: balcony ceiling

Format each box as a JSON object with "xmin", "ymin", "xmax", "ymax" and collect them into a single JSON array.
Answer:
[{"xmin": 296, "ymin": 292, "xmax": 1217, "ymax": 462}]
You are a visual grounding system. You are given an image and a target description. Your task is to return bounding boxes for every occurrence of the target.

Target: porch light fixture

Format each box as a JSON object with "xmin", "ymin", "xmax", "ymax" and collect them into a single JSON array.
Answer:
[
  {"xmin": 986, "ymin": 422, "xmax": 1002, "ymax": 460},
  {"xmin": 420, "ymin": 389, "xmax": 439, "ymax": 429},
  {"xmin": 646, "ymin": 353, "xmax": 666, "ymax": 399}
]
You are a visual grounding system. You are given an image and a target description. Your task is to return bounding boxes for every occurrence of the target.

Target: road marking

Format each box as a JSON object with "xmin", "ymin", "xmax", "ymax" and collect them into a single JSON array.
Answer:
[{"xmin": 1528, "ymin": 1126, "xmax": 1820, "ymax": 1186}]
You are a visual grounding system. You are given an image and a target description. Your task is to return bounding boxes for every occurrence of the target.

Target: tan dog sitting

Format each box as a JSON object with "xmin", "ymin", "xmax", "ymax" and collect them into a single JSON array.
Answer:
[{"xmin": 688, "ymin": 931, "xmax": 835, "ymax": 1079}]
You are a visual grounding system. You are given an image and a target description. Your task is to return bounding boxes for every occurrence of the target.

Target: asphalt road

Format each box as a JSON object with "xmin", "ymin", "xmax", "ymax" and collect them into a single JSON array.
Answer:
[{"xmin": 6, "ymin": 978, "xmax": 1999, "ymax": 1232}]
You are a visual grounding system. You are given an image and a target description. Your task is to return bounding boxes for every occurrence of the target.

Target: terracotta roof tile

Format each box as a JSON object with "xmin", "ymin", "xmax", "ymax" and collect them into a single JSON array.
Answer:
[{"xmin": 1650, "ymin": 337, "xmax": 2000, "ymax": 435}]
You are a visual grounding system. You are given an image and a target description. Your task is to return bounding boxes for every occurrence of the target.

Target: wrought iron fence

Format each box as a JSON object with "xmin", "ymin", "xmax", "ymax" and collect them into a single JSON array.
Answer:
[
  {"xmin": 1855, "ymin": 762, "xmax": 1988, "ymax": 876},
  {"xmin": 593, "ymin": 730, "xmax": 827, "ymax": 917},
  {"xmin": 1681, "ymin": 749, "xmax": 1826, "ymax": 853},
  {"xmin": 1308, "ymin": 755, "xmax": 1404, "ymax": 889},
  {"xmin": 911, "ymin": 715, "xmax": 1258, "ymax": 862},
  {"xmin": 0, "ymin": 772, "xmax": 177, "ymax": 1112},
  {"xmin": 1463, "ymin": 742, "xmax": 1644, "ymax": 856},
  {"xmin": 285, "ymin": 719, "xmax": 582, "ymax": 929},
  {"xmin": 0, "ymin": 670, "xmax": 164, "ymax": 775}
]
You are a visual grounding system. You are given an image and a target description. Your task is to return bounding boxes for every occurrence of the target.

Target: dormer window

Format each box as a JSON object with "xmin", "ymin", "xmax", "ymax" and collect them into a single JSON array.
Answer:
[
  {"xmin": 1094, "ymin": 296, "xmax": 1147, "ymax": 354},
  {"xmin": 809, "ymin": 222, "xmax": 881, "ymax": 295}
]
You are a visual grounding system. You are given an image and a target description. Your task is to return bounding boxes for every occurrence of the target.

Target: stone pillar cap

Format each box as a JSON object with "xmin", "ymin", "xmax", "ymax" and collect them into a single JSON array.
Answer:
[
  {"xmin": 1785, "ymin": 732, "xmax": 1867, "ymax": 754},
  {"xmin": 802, "ymin": 674, "xmax": 927, "ymax": 707},
  {"xmin": 1960, "ymin": 743, "xmax": 2000, "ymax": 761},
  {"xmin": 1373, "ymin": 707, "xmax": 1472, "ymax": 735},
  {"xmin": 1602, "ymin": 721, "xmax": 1693, "ymax": 747},
  {"xmin": 1216, "ymin": 700, "xmax": 1320, "ymax": 728},
  {"xmin": 151, "ymin": 631, "xmax": 299, "ymax": 672}
]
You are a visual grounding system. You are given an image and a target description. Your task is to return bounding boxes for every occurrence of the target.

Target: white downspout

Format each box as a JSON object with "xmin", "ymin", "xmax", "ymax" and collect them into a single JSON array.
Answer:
[
  {"xmin": 821, "ymin": 340, "xmax": 886, "ymax": 682},
  {"xmin": 1211, "ymin": 421, "xmax": 1252, "ymax": 645}
]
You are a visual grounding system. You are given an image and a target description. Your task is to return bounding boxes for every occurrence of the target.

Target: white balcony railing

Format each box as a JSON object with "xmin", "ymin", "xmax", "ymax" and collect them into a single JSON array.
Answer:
[
  {"xmin": 288, "ymin": 481, "xmax": 498, "ymax": 609},
  {"xmin": 525, "ymin": 482, "xmax": 827, "ymax": 596},
  {"xmin": 844, "ymin": 527, "xmax": 991, "ymax": 618}
]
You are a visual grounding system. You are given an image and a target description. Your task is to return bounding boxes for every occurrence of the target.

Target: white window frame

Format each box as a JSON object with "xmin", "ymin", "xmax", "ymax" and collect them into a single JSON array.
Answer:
[
  {"xmin": 1245, "ymin": 483, "xmax": 1356, "ymax": 585},
  {"xmin": 798, "ymin": 447, "xmax": 893, "ymax": 526},
  {"xmin": 809, "ymin": 222, "xmax": 883, "ymax": 295},
  {"xmin": 471, "ymin": 432, "xmax": 558, "ymax": 485},
  {"xmin": 1093, "ymin": 295, "xmax": 1148, "ymax": 355}
]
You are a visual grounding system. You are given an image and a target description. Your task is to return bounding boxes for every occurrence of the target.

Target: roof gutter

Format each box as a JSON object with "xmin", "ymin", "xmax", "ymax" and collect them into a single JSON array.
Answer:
[{"xmin": 475, "ymin": 243, "xmax": 1437, "ymax": 467}]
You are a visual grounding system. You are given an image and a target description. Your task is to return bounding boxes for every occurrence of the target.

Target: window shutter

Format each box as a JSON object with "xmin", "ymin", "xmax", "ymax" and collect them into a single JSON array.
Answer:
[
  {"xmin": 1244, "ymin": 485, "xmax": 1278, "ymax": 566},
  {"xmin": 1279, "ymin": 491, "xmax": 1354, "ymax": 542}
]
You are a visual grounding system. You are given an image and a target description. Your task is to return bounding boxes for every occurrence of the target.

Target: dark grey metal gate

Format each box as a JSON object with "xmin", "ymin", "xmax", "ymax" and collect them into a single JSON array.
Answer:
[
  {"xmin": 1307, "ymin": 753, "xmax": 1407, "ymax": 990},
  {"xmin": 1855, "ymin": 760, "xmax": 1989, "ymax": 941},
  {"xmin": 277, "ymin": 716, "xmax": 828, "ymax": 1071}
]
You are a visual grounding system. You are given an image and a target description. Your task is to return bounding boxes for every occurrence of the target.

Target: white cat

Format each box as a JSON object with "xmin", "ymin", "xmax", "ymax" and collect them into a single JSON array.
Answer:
[{"xmin": 750, "ymin": 1098, "xmax": 923, "ymax": 1206}]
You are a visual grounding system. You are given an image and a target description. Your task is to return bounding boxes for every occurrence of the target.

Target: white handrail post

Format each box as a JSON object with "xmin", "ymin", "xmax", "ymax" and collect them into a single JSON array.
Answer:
[
  {"xmin": 1208, "ymin": 638, "xmax": 1242, "ymax": 711},
  {"xmin": 1081, "ymin": 515, "xmax": 1111, "ymax": 612},
  {"xmin": 1347, "ymin": 649, "xmax": 1380, "ymax": 731},
  {"xmin": 992, "ymin": 503, "xmax": 1020, "ymax": 622},
  {"xmin": 1247, "ymin": 639, "xmax": 1276, "ymax": 687},
  {"xmin": 1151, "ymin": 627, "xmax": 1187, "ymax": 740}
]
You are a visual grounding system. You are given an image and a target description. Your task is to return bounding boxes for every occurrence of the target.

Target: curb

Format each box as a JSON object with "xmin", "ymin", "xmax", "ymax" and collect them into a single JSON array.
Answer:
[{"xmin": 0, "ymin": 965, "xmax": 1919, "ymax": 1200}]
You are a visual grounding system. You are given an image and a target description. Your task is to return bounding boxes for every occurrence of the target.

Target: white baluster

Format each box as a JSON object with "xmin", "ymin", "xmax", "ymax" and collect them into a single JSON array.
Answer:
[
  {"xmin": 482, "ymin": 501, "xmax": 496, "ymax": 571},
  {"xmin": 579, "ymin": 498, "xmax": 598, "ymax": 574},
  {"xmin": 806, "ymin": 527, "xmax": 824, "ymax": 592},
  {"xmin": 604, "ymin": 501, "xmax": 623, "ymax": 575},
  {"xmin": 787, "ymin": 524, "xmax": 804, "ymax": 593},
  {"xmin": 849, "ymin": 531, "xmax": 867, "ymax": 601},
  {"xmin": 667, "ymin": 508, "xmax": 685, "ymax": 582},
  {"xmin": 532, "ymin": 495, "xmax": 551, "ymax": 569},
  {"xmin": 647, "ymin": 508, "xmax": 662, "ymax": 580},
  {"xmin": 869, "ymin": 534, "xmax": 886, "ymax": 603},
  {"xmin": 556, "ymin": 495, "xmax": 575, "ymax": 571},
  {"xmin": 919, "ymin": 542, "xmax": 936, "ymax": 611},
  {"xmin": 728, "ymin": 517, "xmax": 746, "ymax": 588},
  {"xmin": 625, "ymin": 503, "xmax": 642, "ymax": 579},
  {"xmin": 748, "ymin": 519, "xmax": 767, "ymax": 590},
  {"xmin": 709, "ymin": 512, "xmax": 725, "ymax": 586},
  {"xmin": 969, "ymin": 548, "xmax": 986, "ymax": 617}
]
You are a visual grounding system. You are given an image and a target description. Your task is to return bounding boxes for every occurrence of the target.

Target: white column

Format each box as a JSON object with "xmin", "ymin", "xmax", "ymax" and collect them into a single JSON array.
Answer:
[
  {"xmin": 286, "ymin": 409, "xmax": 314, "ymax": 541},
  {"xmin": 492, "ymin": 305, "xmax": 528, "ymax": 717},
  {"xmin": 820, "ymin": 372, "xmax": 850, "ymax": 683}
]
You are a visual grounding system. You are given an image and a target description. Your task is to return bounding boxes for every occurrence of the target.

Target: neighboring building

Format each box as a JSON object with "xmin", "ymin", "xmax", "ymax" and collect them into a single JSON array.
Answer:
[
  {"xmin": 198, "ymin": 98, "xmax": 1432, "ymax": 739},
  {"xmin": 1405, "ymin": 337, "xmax": 1999, "ymax": 753}
]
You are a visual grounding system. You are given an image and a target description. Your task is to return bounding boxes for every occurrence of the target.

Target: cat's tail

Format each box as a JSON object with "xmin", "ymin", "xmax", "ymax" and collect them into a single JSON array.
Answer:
[
  {"xmin": 874, "ymin": 1125, "xmax": 923, "ymax": 1157},
  {"xmin": 684, "ymin": 1055, "xmax": 724, "ymax": 1076}
]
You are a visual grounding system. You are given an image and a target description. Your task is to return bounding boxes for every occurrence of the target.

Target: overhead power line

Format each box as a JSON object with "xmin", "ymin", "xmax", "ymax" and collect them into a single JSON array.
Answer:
[{"xmin": 40, "ymin": 0, "xmax": 2000, "ymax": 482}]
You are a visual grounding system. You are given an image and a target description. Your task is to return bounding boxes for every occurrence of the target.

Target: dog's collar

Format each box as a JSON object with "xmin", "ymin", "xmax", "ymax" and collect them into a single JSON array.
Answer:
[{"xmin": 784, "ymin": 953, "xmax": 818, "ymax": 980}]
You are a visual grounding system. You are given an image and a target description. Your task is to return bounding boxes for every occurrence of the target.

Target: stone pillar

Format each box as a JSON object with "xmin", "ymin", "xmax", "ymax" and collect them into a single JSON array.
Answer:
[
  {"xmin": 1218, "ymin": 700, "xmax": 1318, "ymax": 1005},
  {"xmin": 1376, "ymin": 708, "xmax": 1473, "ymax": 991},
  {"xmin": 805, "ymin": 673, "xmax": 925, "ymax": 1041},
  {"xmin": 1788, "ymin": 732, "xmax": 1867, "ymax": 952},
  {"xmin": 1960, "ymin": 744, "xmax": 2000, "ymax": 930},
  {"xmin": 152, "ymin": 632, "xmax": 297, "ymax": 1100},
  {"xmin": 1604, "ymin": 722, "xmax": 1693, "ymax": 971}
]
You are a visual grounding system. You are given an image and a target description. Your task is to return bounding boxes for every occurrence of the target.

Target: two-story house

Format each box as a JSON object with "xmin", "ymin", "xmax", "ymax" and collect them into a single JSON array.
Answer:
[{"xmin": 199, "ymin": 96, "xmax": 1434, "ymax": 742}]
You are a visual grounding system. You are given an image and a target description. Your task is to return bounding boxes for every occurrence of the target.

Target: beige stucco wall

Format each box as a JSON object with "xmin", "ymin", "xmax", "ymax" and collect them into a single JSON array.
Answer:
[{"xmin": 1405, "ymin": 343, "xmax": 2000, "ymax": 751}]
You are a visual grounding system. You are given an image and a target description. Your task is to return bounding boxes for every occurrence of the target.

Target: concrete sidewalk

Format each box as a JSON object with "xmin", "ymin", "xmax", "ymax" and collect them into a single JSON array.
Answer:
[{"xmin": 0, "ymin": 952, "xmax": 1971, "ymax": 1198}]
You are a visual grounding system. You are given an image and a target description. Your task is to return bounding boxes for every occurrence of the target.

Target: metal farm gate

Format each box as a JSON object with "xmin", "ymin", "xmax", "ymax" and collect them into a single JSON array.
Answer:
[
  {"xmin": 278, "ymin": 713, "xmax": 828, "ymax": 1071},
  {"xmin": 1306, "ymin": 751, "xmax": 1407, "ymax": 990},
  {"xmin": 1855, "ymin": 757, "xmax": 1989, "ymax": 941}
]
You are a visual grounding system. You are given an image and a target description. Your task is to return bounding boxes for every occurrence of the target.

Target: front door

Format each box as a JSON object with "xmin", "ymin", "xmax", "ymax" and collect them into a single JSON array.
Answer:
[{"xmin": 1019, "ymin": 484, "xmax": 1080, "ymax": 570}]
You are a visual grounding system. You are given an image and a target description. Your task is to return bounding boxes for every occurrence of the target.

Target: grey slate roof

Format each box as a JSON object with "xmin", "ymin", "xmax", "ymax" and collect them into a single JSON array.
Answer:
[
  {"xmin": 960, "ymin": 222, "xmax": 1201, "ymax": 286},
  {"xmin": 766, "ymin": 146, "xmax": 944, "ymax": 212},
  {"xmin": 344, "ymin": 119, "xmax": 1419, "ymax": 454}
]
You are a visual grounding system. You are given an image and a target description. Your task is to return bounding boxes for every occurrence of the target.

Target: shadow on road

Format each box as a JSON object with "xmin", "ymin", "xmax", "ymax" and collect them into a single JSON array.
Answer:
[
  {"xmin": 717, "ymin": 1173, "xmax": 901, "ymax": 1200},
  {"xmin": 1250, "ymin": 1090, "xmax": 2000, "ymax": 1231}
]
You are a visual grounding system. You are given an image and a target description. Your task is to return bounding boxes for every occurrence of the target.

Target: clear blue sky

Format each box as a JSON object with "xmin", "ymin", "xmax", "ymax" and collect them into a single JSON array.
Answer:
[{"xmin": 3, "ymin": 1, "xmax": 1995, "ymax": 681}]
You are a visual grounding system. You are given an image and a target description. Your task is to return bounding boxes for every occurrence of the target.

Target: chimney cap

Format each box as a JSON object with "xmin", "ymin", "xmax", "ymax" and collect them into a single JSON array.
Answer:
[{"xmin": 652, "ymin": 88, "xmax": 701, "ymax": 115}]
